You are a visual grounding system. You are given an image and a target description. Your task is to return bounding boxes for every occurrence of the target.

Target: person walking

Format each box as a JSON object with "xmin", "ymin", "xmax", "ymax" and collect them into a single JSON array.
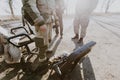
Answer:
[{"xmin": 72, "ymin": 0, "xmax": 98, "ymax": 43}]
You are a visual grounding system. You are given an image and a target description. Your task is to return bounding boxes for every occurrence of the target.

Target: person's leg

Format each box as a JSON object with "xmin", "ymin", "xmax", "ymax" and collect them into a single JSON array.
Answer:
[
  {"xmin": 35, "ymin": 25, "xmax": 48, "ymax": 60},
  {"xmin": 31, "ymin": 25, "xmax": 48, "ymax": 71},
  {"xmin": 78, "ymin": 16, "xmax": 89, "ymax": 43},
  {"xmin": 0, "ymin": 34, "xmax": 5, "ymax": 56},
  {"xmin": 46, "ymin": 23, "xmax": 54, "ymax": 54},
  {"xmin": 57, "ymin": 12, "xmax": 63, "ymax": 37},
  {"xmin": 53, "ymin": 20, "xmax": 59, "ymax": 36},
  {"xmin": 47, "ymin": 23, "xmax": 53, "ymax": 43},
  {"xmin": 54, "ymin": 11, "xmax": 60, "ymax": 37},
  {"xmin": 72, "ymin": 16, "xmax": 80, "ymax": 39}
]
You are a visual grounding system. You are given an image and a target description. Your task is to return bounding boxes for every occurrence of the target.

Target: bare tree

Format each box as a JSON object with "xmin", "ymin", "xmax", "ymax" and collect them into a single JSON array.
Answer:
[
  {"xmin": 104, "ymin": 0, "xmax": 116, "ymax": 13},
  {"xmin": 8, "ymin": 0, "xmax": 14, "ymax": 17}
]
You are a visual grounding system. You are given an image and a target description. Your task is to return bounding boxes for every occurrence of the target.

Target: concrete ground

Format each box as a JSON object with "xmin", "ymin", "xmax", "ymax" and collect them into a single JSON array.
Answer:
[{"xmin": 0, "ymin": 14, "xmax": 120, "ymax": 80}]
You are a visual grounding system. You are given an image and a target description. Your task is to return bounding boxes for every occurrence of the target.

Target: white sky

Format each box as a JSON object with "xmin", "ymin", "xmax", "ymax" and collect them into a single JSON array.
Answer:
[
  {"xmin": 0, "ymin": 0, "xmax": 120, "ymax": 16},
  {"xmin": 65, "ymin": 0, "xmax": 120, "ymax": 14}
]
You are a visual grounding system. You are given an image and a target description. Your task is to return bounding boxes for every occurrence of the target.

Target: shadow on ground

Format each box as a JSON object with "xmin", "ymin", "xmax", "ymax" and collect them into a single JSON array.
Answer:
[
  {"xmin": 0, "ymin": 38, "xmax": 96, "ymax": 80},
  {"xmin": 65, "ymin": 56, "xmax": 96, "ymax": 80},
  {"xmin": 61, "ymin": 40, "xmax": 96, "ymax": 80}
]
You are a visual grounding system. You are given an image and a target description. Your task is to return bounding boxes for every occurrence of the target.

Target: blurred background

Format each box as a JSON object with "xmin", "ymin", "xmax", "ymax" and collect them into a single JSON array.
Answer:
[{"xmin": 0, "ymin": 0, "xmax": 120, "ymax": 17}]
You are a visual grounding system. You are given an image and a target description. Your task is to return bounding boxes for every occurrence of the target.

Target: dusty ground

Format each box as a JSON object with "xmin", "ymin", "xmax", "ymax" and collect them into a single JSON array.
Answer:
[{"xmin": 0, "ymin": 14, "xmax": 120, "ymax": 80}]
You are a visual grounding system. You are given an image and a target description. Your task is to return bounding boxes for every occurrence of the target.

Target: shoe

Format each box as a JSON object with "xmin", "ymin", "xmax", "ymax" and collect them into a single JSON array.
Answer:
[
  {"xmin": 60, "ymin": 36, "xmax": 63, "ymax": 39},
  {"xmin": 53, "ymin": 25, "xmax": 59, "ymax": 35},
  {"xmin": 39, "ymin": 57, "xmax": 47, "ymax": 62},
  {"xmin": 46, "ymin": 50, "xmax": 53, "ymax": 54},
  {"xmin": 49, "ymin": 39, "xmax": 51, "ymax": 43},
  {"xmin": 30, "ymin": 57, "xmax": 48, "ymax": 71},
  {"xmin": 35, "ymin": 58, "xmax": 49, "ymax": 74},
  {"xmin": 77, "ymin": 38, "xmax": 83, "ymax": 43},
  {"xmin": 38, "ymin": 57, "xmax": 49, "ymax": 68},
  {"xmin": 72, "ymin": 34, "xmax": 79, "ymax": 39},
  {"xmin": 60, "ymin": 33, "xmax": 63, "ymax": 38},
  {"xmin": 55, "ymin": 34, "xmax": 58, "ymax": 37}
]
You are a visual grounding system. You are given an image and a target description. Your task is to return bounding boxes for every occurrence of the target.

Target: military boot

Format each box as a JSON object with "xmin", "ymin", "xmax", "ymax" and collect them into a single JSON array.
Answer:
[
  {"xmin": 34, "ymin": 37, "xmax": 48, "ymax": 60},
  {"xmin": 72, "ymin": 34, "xmax": 79, "ymax": 39},
  {"xmin": 77, "ymin": 38, "xmax": 83, "ymax": 43}
]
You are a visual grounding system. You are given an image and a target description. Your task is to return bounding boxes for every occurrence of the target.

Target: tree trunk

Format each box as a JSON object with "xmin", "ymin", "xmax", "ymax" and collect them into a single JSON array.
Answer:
[
  {"xmin": 105, "ymin": 0, "xmax": 116, "ymax": 13},
  {"xmin": 105, "ymin": 0, "xmax": 110, "ymax": 13},
  {"xmin": 9, "ymin": 0, "xmax": 14, "ymax": 17}
]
